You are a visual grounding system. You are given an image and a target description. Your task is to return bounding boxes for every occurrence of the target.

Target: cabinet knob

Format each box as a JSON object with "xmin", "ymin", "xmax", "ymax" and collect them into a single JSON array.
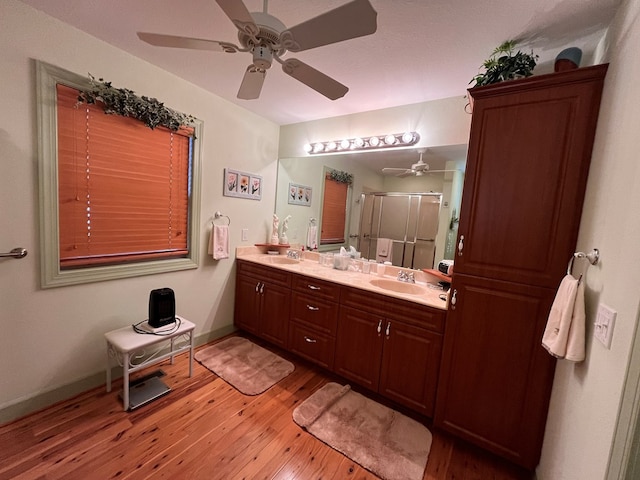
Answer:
[
  {"xmin": 385, "ymin": 322, "xmax": 391, "ymax": 338},
  {"xmin": 259, "ymin": 282, "xmax": 264, "ymax": 294},
  {"xmin": 255, "ymin": 282, "xmax": 260, "ymax": 293},
  {"xmin": 458, "ymin": 235, "xmax": 464, "ymax": 256},
  {"xmin": 306, "ymin": 304, "xmax": 319, "ymax": 311},
  {"xmin": 304, "ymin": 336, "xmax": 317, "ymax": 343},
  {"xmin": 377, "ymin": 319, "xmax": 383, "ymax": 335}
]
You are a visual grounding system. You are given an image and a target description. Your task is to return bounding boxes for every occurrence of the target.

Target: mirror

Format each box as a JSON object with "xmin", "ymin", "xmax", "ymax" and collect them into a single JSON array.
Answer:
[{"xmin": 275, "ymin": 145, "xmax": 467, "ymax": 269}]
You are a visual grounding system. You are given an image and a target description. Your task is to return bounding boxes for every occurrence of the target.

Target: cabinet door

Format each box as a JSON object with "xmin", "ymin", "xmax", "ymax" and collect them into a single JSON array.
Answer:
[
  {"xmin": 434, "ymin": 273, "xmax": 556, "ymax": 469},
  {"xmin": 456, "ymin": 66, "xmax": 607, "ymax": 287},
  {"xmin": 379, "ymin": 321, "xmax": 442, "ymax": 417},
  {"xmin": 260, "ymin": 282, "xmax": 290, "ymax": 348},
  {"xmin": 334, "ymin": 305, "xmax": 383, "ymax": 391},
  {"xmin": 234, "ymin": 274, "xmax": 261, "ymax": 335}
]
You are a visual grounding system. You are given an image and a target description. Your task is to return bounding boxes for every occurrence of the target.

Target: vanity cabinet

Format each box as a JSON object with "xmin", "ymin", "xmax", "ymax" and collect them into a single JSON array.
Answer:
[
  {"xmin": 435, "ymin": 65, "xmax": 608, "ymax": 469},
  {"xmin": 288, "ymin": 274, "xmax": 340, "ymax": 370},
  {"xmin": 234, "ymin": 260, "xmax": 291, "ymax": 348},
  {"xmin": 335, "ymin": 286, "xmax": 444, "ymax": 416}
]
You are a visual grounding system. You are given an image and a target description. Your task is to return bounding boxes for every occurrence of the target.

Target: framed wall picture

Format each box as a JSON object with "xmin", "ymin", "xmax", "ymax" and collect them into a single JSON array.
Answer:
[
  {"xmin": 223, "ymin": 168, "xmax": 262, "ymax": 200},
  {"xmin": 288, "ymin": 182, "xmax": 312, "ymax": 206}
]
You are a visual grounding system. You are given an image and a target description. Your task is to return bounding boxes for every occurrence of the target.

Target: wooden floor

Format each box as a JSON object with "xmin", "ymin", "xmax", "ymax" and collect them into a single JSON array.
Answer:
[{"xmin": 0, "ymin": 335, "xmax": 533, "ymax": 480}]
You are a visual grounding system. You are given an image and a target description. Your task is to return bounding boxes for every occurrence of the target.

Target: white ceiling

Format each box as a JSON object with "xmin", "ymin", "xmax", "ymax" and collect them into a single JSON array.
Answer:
[{"xmin": 19, "ymin": 0, "xmax": 620, "ymax": 128}]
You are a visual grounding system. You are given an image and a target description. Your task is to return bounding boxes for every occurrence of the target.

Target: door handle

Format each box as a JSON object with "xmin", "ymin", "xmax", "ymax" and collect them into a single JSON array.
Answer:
[
  {"xmin": 450, "ymin": 289, "xmax": 457, "ymax": 310},
  {"xmin": 457, "ymin": 235, "xmax": 464, "ymax": 256},
  {"xmin": 0, "ymin": 247, "xmax": 27, "ymax": 259}
]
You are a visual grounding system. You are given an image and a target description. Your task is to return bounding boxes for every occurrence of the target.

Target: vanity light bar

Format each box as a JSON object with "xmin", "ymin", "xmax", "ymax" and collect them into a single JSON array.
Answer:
[{"xmin": 303, "ymin": 132, "xmax": 420, "ymax": 155}]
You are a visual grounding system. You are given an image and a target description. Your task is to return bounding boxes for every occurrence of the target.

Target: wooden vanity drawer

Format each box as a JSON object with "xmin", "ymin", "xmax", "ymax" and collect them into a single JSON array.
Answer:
[
  {"xmin": 340, "ymin": 286, "xmax": 387, "ymax": 315},
  {"xmin": 290, "ymin": 292, "xmax": 339, "ymax": 335},
  {"xmin": 237, "ymin": 260, "xmax": 291, "ymax": 288},
  {"xmin": 292, "ymin": 273, "xmax": 341, "ymax": 302},
  {"xmin": 385, "ymin": 297, "xmax": 445, "ymax": 333},
  {"xmin": 288, "ymin": 322, "xmax": 335, "ymax": 370}
]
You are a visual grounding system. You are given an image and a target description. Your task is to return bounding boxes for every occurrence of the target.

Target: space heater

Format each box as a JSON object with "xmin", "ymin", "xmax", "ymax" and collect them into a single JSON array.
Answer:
[{"xmin": 148, "ymin": 288, "xmax": 176, "ymax": 328}]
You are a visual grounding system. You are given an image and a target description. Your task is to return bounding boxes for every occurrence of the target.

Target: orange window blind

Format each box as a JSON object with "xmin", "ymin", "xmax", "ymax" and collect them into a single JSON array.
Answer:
[
  {"xmin": 56, "ymin": 84, "xmax": 193, "ymax": 268},
  {"xmin": 320, "ymin": 176, "xmax": 348, "ymax": 245}
]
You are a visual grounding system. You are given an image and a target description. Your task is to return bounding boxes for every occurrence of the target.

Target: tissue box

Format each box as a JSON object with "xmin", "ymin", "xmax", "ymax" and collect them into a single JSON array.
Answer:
[{"xmin": 333, "ymin": 255, "xmax": 350, "ymax": 270}]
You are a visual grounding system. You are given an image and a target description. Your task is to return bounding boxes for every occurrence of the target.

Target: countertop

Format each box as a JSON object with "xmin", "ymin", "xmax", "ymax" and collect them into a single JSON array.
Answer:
[{"xmin": 236, "ymin": 248, "xmax": 449, "ymax": 311}]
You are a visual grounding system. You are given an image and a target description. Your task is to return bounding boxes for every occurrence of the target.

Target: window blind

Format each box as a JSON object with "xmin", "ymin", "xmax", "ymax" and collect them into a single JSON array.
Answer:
[
  {"xmin": 56, "ymin": 84, "xmax": 192, "ymax": 268},
  {"xmin": 320, "ymin": 176, "xmax": 348, "ymax": 245}
]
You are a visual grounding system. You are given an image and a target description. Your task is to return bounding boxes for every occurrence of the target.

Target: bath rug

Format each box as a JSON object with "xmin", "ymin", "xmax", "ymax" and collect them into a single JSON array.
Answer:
[
  {"xmin": 195, "ymin": 336, "xmax": 294, "ymax": 395},
  {"xmin": 293, "ymin": 382, "xmax": 432, "ymax": 480}
]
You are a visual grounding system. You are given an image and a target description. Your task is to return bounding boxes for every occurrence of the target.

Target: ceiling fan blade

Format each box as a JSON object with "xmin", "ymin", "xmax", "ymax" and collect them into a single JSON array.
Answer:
[
  {"xmin": 382, "ymin": 168, "xmax": 409, "ymax": 173},
  {"xmin": 237, "ymin": 66, "xmax": 266, "ymax": 100},
  {"xmin": 137, "ymin": 32, "xmax": 237, "ymax": 52},
  {"xmin": 280, "ymin": 0, "xmax": 377, "ymax": 52},
  {"xmin": 214, "ymin": 0, "xmax": 259, "ymax": 38},
  {"xmin": 281, "ymin": 59, "xmax": 348, "ymax": 100}
]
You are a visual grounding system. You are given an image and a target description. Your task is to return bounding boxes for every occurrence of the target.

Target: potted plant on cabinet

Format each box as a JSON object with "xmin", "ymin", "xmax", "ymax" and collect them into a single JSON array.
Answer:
[{"xmin": 470, "ymin": 40, "xmax": 538, "ymax": 88}]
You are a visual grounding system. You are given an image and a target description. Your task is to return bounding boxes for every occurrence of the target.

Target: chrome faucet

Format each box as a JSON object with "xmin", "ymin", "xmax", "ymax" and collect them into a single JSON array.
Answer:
[
  {"xmin": 397, "ymin": 270, "xmax": 415, "ymax": 283},
  {"xmin": 286, "ymin": 249, "xmax": 300, "ymax": 260}
]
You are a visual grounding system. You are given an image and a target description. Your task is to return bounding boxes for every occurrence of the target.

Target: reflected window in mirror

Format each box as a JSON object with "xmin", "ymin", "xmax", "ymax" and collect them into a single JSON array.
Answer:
[{"xmin": 320, "ymin": 169, "xmax": 352, "ymax": 246}]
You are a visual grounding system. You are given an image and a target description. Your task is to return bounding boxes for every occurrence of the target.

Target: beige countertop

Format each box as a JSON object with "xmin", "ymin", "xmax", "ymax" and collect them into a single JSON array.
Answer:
[{"xmin": 236, "ymin": 247, "xmax": 449, "ymax": 311}]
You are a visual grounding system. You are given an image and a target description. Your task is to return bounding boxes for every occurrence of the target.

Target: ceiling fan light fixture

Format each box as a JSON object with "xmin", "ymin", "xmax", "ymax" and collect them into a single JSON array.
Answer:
[{"xmin": 305, "ymin": 131, "xmax": 420, "ymax": 155}]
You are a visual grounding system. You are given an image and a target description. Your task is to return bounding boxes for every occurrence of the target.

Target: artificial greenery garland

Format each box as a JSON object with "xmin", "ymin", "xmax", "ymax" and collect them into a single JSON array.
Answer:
[
  {"xmin": 76, "ymin": 74, "xmax": 196, "ymax": 133},
  {"xmin": 327, "ymin": 169, "xmax": 353, "ymax": 185}
]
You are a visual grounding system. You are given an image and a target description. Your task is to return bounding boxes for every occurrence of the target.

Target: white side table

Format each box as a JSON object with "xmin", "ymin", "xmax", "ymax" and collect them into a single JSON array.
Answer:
[{"xmin": 105, "ymin": 316, "xmax": 195, "ymax": 411}]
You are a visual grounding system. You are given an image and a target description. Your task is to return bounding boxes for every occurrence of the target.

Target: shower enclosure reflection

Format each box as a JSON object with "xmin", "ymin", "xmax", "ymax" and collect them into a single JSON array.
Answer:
[{"xmin": 358, "ymin": 192, "xmax": 442, "ymax": 270}]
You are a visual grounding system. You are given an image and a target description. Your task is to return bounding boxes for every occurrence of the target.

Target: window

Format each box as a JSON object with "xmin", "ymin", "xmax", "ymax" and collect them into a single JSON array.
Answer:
[
  {"xmin": 37, "ymin": 61, "xmax": 202, "ymax": 288},
  {"xmin": 320, "ymin": 172, "xmax": 350, "ymax": 245}
]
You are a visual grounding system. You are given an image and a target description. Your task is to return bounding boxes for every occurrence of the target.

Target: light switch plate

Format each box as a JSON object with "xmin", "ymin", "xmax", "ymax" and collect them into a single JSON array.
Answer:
[
  {"xmin": 241, "ymin": 228, "xmax": 248, "ymax": 242},
  {"xmin": 595, "ymin": 303, "xmax": 616, "ymax": 349}
]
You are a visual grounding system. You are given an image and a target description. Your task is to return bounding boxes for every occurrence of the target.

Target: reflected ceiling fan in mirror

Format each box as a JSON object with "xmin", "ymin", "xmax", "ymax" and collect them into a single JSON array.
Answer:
[
  {"xmin": 137, "ymin": 0, "xmax": 377, "ymax": 100},
  {"xmin": 382, "ymin": 150, "xmax": 458, "ymax": 177}
]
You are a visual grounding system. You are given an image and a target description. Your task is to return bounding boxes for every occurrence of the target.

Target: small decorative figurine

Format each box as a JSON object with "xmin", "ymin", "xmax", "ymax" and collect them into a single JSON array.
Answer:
[
  {"xmin": 271, "ymin": 214, "xmax": 279, "ymax": 244},
  {"xmin": 279, "ymin": 215, "xmax": 291, "ymax": 245}
]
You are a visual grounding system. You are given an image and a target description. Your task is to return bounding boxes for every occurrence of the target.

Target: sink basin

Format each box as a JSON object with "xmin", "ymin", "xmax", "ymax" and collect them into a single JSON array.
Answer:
[
  {"xmin": 369, "ymin": 278, "xmax": 427, "ymax": 295},
  {"xmin": 261, "ymin": 256, "xmax": 300, "ymax": 265}
]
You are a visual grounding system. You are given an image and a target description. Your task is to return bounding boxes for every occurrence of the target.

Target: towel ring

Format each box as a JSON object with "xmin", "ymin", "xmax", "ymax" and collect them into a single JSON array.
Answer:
[
  {"xmin": 567, "ymin": 248, "xmax": 599, "ymax": 275},
  {"xmin": 213, "ymin": 211, "xmax": 231, "ymax": 226}
]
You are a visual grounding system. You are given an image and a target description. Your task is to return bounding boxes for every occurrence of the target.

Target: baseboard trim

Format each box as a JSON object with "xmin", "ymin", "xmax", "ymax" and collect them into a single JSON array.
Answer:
[{"xmin": 0, "ymin": 325, "xmax": 236, "ymax": 426}]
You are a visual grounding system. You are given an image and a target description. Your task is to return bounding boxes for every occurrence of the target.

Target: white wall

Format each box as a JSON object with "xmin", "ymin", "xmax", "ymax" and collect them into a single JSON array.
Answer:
[
  {"xmin": 538, "ymin": 0, "xmax": 640, "ymax": 478},
  {"xmin": 0, "ymin": 0, "xmax": 279, "ymax": 420}
]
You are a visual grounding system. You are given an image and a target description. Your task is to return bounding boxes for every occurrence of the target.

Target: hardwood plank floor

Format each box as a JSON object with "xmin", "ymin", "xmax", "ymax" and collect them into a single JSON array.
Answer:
[{"xmin": 0, "ymin": 335, "xmax": 533, "ymax": 480}]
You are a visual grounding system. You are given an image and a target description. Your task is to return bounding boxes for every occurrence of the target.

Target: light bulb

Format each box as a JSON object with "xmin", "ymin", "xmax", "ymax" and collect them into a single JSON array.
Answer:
[
  {"xmin": 326, "ymin": 141, "xmax": 337, "ymax": 151},
  {"xmin": 369, "ymin": 136, "xmax": 380, "ymax": 147},
  {"xmin": 303, "ymin": 143, "xmax": 312, "ymax": 153},
  {"xmin": 353, "ymin": 137, "xmax": 364, "ymax": 148},
  {"xmin": 402, "ymin": 132, "xmax": 414, "ymax": 144},
  {"xmin": 384, "ymin": 134, "xmax": 396, "ymax": 145},
  {"xmin": 313, "ymin": 143, "xmax": 324, "ymax": 153},
  {"xmin": 340, "ymin": 139, "xmax": 350, "ymax": 149}
]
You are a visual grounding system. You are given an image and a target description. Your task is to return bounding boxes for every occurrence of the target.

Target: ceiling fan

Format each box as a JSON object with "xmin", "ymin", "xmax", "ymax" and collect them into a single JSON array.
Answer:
[
  {"xmin": 382, "ymin": 150, "xmax": 459, "ymax": 177},
  {"xmin": 137, "ymin": 0, "xmax": 377, "ymax": 100}
]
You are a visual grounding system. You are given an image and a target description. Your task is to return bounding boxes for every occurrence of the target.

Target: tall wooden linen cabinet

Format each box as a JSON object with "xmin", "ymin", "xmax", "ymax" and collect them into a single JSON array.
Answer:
[{"xmin": 434, "ymin": 64, "xmax": 608, "ymax": 469}]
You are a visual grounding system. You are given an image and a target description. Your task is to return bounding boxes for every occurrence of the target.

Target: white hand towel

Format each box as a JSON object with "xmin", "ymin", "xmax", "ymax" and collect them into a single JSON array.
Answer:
[
  {"xmin": 209, "ymin": 225, "xmax": 229, "ymax": 260},
  {"xmin": 307, "ymin": 225, "xmax": 318, "ymax": 250},
  {"xmin": 542, "ymin": 274, "xmax": 585, "ymax": 361},
  {"xmin": 376, "ymin": 238, "xmax": 393, "ymax": 263}
]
